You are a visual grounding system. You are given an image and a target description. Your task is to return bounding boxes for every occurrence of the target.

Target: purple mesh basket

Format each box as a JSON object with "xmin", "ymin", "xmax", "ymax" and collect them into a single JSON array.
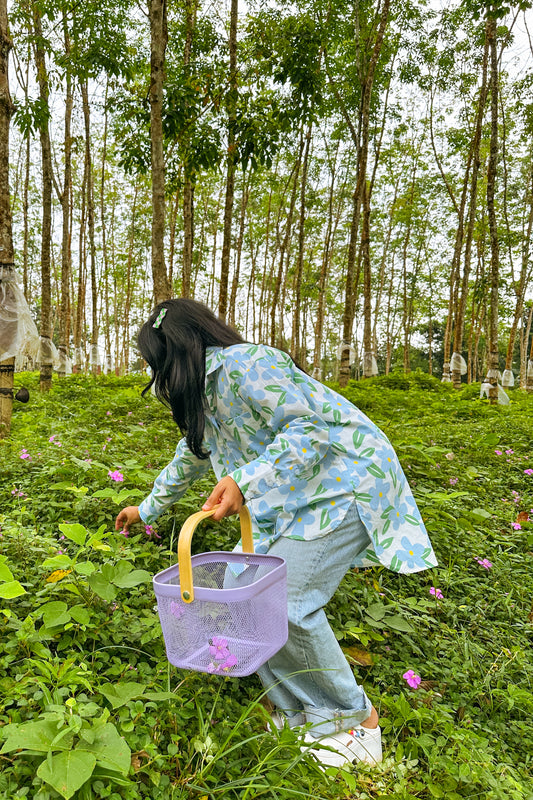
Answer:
[{"xmin": 153, "ymin": 507, "xmax": 288, "ymax": 677}]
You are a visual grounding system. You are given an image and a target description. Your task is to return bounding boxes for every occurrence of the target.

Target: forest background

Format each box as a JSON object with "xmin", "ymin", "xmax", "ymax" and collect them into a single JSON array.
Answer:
[{"xmin": 2, "ymin": 0, "xmax": 533, "ymax": 393}]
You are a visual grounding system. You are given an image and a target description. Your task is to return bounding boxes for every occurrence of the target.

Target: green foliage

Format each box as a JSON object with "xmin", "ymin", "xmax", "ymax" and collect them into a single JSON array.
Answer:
[{"xmin": 1, "ymin": 374, "xmax": 533, "ymax": 798}]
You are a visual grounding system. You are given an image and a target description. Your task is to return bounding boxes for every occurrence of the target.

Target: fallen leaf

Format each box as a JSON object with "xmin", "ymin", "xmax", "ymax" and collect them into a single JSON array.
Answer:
[
  {"xmin": 517, "ymin": 511, "xmax": 530, "ymax": 522},
  {"xmin": 46, "ymin": 569, "xmax": 72, "ymax": 583},
  {"xmin": 131, "ymin": 750, "xmax": 150, "ymax": 771},
  {"xmin": 342, "ymin": 645, "xmax": 373, "ymax": 666}
]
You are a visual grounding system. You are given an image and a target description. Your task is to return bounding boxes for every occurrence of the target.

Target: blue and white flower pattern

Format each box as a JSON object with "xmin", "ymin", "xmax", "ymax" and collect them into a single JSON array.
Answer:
[{"xmin": 138, "ymin": 343, "xmax": 437, "ymax": 574}]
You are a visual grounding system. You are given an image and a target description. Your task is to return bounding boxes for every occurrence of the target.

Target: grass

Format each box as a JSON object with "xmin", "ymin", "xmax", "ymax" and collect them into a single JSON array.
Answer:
[{"xmin": 0, "ymin": 371, "xmax": 532, "ymax": 799}]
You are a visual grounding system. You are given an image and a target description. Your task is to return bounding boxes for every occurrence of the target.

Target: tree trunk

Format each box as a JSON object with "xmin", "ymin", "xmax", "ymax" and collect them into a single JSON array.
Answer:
[
  {"xmin": 228, "ymin": 177, "xmax": 250, "ymax": 327},
  {"xmin": 80, "ymin": 82, "xmax": 99, "ymax": 374},
  {"xmin": 291, "ymin": 121, "xmax": 313, "ymax": 360},
  {"xmin": 149, "ymin": 0, "xmax": 170, "ymax": 304},
  {"xmin": 33, "ymin": 6, "xmax": 54, "ymax": 391},
  {"xmin": 484, "ymin": 16, "xmax": 500, "ymax": 404},
  {"xmin": 338, "ymin": 0, "xmax": 391, "ymax": 387},
  {"xmin": 58, "ymin": 17, "xmax": 73, "ymax": 377},
  {"xmin": 0, "ymin": 0, "xmax": 15, "ymax": 437},
  {"xmin": 451, "ymin": 34, "xmax": 489, "ymax": 389},
  {"xmin": 270, "ymin": 139, "xmax": 303, "ymax": 346},
  {"xmin": 218, "ymin": 0, "xmax": 238, "ymax": 320}
]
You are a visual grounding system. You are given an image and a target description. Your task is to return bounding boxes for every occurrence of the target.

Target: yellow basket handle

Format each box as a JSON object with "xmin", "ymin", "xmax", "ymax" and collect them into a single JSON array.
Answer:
[{"xmin": 177, "ymin": 505, "xmax": 253, "ymax": 603}]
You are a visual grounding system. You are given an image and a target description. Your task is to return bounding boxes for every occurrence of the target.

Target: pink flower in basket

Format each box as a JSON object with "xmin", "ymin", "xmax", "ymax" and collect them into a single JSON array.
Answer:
[
  {"xmin": 209, "ymin": 636, "xmax": 230, "ymax": 661},
  {"xmin": 208, "ymin": 653, "xmax": 238, "ymax": 674},
  {"xmin": 170, "ymin": 600, "xmax": 184, "ymax": 620}
]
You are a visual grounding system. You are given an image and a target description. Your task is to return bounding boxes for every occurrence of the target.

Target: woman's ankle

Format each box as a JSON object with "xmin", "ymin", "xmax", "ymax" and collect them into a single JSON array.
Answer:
[{"xmin": 360, "ymin": 706, "xmax": 379, "ymax": 729}]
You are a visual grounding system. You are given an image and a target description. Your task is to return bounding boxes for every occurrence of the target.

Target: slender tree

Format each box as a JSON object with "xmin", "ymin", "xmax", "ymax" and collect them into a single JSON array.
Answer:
[{"xmin": 0, "ymin": 0, "xmax": 15, "ymax": 436}]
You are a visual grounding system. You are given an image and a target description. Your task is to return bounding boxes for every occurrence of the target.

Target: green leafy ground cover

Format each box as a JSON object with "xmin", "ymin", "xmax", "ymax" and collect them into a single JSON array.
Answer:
[{"xmin": 1, "ymin": 373, "xmax": 532, "ymax": 800}]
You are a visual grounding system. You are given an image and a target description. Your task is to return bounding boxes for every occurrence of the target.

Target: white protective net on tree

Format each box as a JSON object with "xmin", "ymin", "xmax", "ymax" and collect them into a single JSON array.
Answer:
[
  {"xmin": 501, "ymin": 369, "xmax": 514, "ymax": 387},
  {"xmin": 450, "ymin": 352, "xmax": 467, "ymax": 375},
  {"xmin": 480, "ymin": 382, "xmax": 510, "ymax": 405},
  {"xmin": 0, "ymin": 266, "xmax": 40, "ymax": 363}
]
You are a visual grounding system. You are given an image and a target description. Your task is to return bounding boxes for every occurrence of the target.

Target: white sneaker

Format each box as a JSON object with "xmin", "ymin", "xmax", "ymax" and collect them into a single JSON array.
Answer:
[
  {"xmin": 303, "ymin": 725, "xmax": 382, "ymax": 768},
  {"xmin": 268, "ymin": 710, "xmax": 306, "ymax": 732}
]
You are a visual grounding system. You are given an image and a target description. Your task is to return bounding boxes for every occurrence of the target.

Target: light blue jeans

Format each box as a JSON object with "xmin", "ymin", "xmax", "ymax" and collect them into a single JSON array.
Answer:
[{"xmin": 257, "ymin": 500, "xmax": 373, "ymax": 737}]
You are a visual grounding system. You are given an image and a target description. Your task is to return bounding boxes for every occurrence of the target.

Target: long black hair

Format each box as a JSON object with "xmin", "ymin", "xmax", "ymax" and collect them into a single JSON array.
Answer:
[{"xmin": 138, "ymin": 299, "xmax": 245, "ymax": 458}]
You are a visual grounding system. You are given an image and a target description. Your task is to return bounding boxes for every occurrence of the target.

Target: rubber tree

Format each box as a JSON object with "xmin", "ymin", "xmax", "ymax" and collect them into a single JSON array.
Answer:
[{"xmin": 0, "ymin": 0, "xmax": 15, "ymax": 436}]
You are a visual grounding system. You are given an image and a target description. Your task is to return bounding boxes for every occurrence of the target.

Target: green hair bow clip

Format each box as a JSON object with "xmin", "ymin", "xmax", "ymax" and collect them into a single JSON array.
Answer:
[{"xmin": 152, "ymin": 308, "xmax": 167, "ymax": 329}]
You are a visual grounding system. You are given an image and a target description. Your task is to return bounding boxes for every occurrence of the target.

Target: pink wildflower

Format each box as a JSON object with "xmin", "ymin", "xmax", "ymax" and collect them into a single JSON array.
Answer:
[
  {"xmin": 19, "ymin": 449, "xmax": 31, "ymax": 461},
  {"xmin": 429, "ymin": 587, "xmax": 444, "ymax": 599},
  {"xmin": 505, "ymin": 449, "xmax": 514, "ymax": 455},
  {"xmin": 170, "ymin": 600, "xmax": 184, "ymax": 619},
  {"xmin": 494, "ymin": 450, "xmax": 503, "ymax": 455},
  {"xmin": 403, "ymin": 670, "xmax": 421, "ymax": 689},
  {"xmin": 524, "ymin": 469, "xmax": 533, "ymax": 476},
  {"xmin": 106, "ymin": 411, "xmax": 111, "ymax": 416},
  {"xmin": 108, "ymin": 470, "xmax": 124, "ymax": 482},
  {"xmin": 511, "ymin": 522, "xmax": 522, "ymax": 530},
  {"xmin": 209, "ymin": 636, "xmax": 230, "ymax": 661},
  {"xmin": 475, "ymin": 557, "xmax": 493, "ymax": 569},
  {"xmin": 449, "ymin": 477, "xmax": 458, "ymax": 485}
]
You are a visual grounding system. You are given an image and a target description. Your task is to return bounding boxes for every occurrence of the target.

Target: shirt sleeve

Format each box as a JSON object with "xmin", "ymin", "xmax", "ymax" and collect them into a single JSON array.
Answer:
[
  {"xmin": 226, "ymin": 348, "xmax": 332, "ymax": 500},
  {"xmin": 138, "ymin": 437, "xmax": 211, "ymax": 524}
]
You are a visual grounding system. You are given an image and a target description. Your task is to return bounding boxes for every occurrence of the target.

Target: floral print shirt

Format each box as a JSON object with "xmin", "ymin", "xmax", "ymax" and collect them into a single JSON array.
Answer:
[{"xmin": 138, "ymin": 343, "xmax": 437, "ymax": 574}]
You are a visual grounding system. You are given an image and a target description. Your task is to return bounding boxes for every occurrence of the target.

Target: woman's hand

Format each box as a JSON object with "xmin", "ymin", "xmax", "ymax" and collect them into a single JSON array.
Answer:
[
  {"xmin": 115, "ymin": 505, "xmax": 141, "ymax": 531},
  {"xmin": 202, "ymin": 477, "xmax": 244, "ymax": 521}
]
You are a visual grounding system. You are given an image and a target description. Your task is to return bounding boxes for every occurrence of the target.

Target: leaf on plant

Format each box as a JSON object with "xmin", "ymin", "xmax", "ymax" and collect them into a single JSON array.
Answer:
[
  {"xmin": 58, "ymin": 523, "xmax": 88, "ymax": 546},
  {"xmin": 365, "ymin": 602, "xmax": 387, "ymax": 621},
  {"xmin": 69, "ymin": 605, "xmax": 91, "ymax": 625},
  {"xmin": 37, "ymin": 749, "xmax": 96, "ymax": 800},
  {"xmin": 87, "ymin": 573, "xmax": 117, "ymax": 602},
  {"xmin": 78, "ymin": 723, "xmax": 131, "ymax": 774},
  {"xmin": 43, "ymin": 555, "xmax": 72, "ymax": 569},
  {"xmin": 1, "ymin": 720, "xmax": 73, "ymax": 754},
  {"xmin": 112, "ymin": 569, "xmax": 152, "ymax": 588},
  {"xmin": 99, "ymin": 682, "xmax": 146, "ymax": 709},
  {"xmin": 74, "ymin": 561, "xmax": 97, "ymax": 576},
  {"xmin": 382, "ymin": 614, "xmax": 414, "ymax": 633},
  {"xmin": 39, "ymin": 601, "xmax": 71, "ymax": 628},
  {"xmin": 0, "ymin": 563, "xmax": 14, "ymax": 582},
  {"xmin": 0, "ymin": 580, "xmax": 27, "ymax": 599}
]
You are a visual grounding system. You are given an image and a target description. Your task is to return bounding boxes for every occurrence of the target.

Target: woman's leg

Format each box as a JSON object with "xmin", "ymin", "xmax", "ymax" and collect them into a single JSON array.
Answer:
[{"xmin": 257, "ymin": 500, "xmax": 375, "ymax": 736}]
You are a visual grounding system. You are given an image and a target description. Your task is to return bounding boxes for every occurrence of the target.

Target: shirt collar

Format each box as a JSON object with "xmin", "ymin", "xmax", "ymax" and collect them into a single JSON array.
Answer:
[{"xmin": 205, "ymin": 346, "xmax": 225, "ymax": 376}]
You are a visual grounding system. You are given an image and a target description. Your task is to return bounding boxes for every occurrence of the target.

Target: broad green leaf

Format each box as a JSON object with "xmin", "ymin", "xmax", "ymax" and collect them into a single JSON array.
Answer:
[
  {"xmin": 37, "ymin": 749, "xmax": 96, "ymax": 800},
  {"xmin": 40, "ymin": 601, "xmax": 71, "ymax": 628},
  {"xmin": 0, "ymin": 581, "xmax": 27, "ymax": 599},
  {"xmin": 69, "ymin": 605, "xmax": 91, "ymax": 625},
  {"xmin": 0, "ymin": 563, "xmax": 14, "ymax": 582},
  {"xmin": 87, "ymin": 573, "xmax": 117, "ymax": 602},
  {"xmin": 112, "ymin": 569, "xmax": 152, "ymax": 589},
  {"xmin": 1, "ymin": 720, "xmax": 73, "ymax": 754},
  {"xmin": 58, "ymin": 523, "xmax": 87, "ymax": 546},
  {"xmin": 99, "ymin": 682, "xmax": 146, "ymax": 709},
  {"xmin": 470, "ymin": 507, "xmax": 491, "ymax": 520},
  {"xmin": 144, "ymin": 691, "xmax": 180, "ymax": 702},
  {"xmin": 43, "ymin": 555, "xmax": 73, "ymax": 569},
  {"xmin": 383, "ymin": 615, "xmax": 414, "ymax": 633},
  {"xmin": 91, "ymin": 488, "xmax": 116, "ymax": 499},
  {"xmin": 365, "ymin": 602, "xmax": 387, "ymax": 621},
  {"xmin": 78, "ymin": 723, "xmax": 130, "ymax": 774},
  {"xmin": 74, "ymin": 561, "xmax": 97, "ymax": 576}
]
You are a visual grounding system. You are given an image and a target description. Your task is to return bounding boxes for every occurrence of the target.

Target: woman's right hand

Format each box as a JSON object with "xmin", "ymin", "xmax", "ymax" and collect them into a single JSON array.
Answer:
[{"xmin": 115, "ymin": 506, "xmax": 141, "ymax": 532}]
